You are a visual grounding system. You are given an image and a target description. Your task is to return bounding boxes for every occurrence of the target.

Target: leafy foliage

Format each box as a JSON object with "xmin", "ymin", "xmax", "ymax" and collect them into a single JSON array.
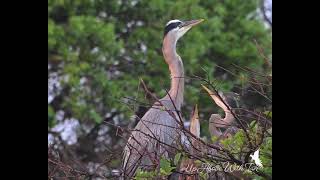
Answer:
[
  {"xmin": 135, "ymin": 169, "xmax": 157, "ymax": 179},
  {"xmin": 48, "ymin": 0, "xmax": 271, "ymax": 126},
  {"xmin": 160, "ymin": 157, "xmax": 176, "ymax": 176}
]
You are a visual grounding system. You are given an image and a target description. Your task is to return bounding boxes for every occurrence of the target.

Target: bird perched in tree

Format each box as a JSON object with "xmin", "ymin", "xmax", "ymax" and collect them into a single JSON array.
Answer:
[
  {"xmin": 201, "ymin": 84, "xmax": 239, "ymax": 139},
  {"xmin": 122, "ymin": 19, "xmax": 204, "ymax": 178}
]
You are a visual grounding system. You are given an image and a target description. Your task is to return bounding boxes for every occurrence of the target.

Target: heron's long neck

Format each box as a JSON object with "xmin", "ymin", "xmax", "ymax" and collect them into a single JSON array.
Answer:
[{"xmin": 162, "ymin": 37, "xmax": 184, "ymax": 110}]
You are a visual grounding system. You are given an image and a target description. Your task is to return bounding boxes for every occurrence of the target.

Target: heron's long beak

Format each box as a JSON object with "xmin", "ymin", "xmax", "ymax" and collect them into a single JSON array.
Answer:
[{"xmin": 180, "ymin": 19, "xmax": 204, "ymax": 28}]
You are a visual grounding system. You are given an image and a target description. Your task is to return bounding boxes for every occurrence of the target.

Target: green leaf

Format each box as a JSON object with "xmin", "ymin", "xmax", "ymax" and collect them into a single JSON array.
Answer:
[
  {"xmin": 160, "ymin": 157, "xmax": 175, "ymax": 176},
  {"xmin": 250, "ymin": 120, "xmax": 257, "ymax": 128},
  {"xmin": 90, "ymin": 109, "xmax": 102, "ymax": 123},
  {"xmin": 160, "ymin": 157, "xmax": 170, "ymax": 170},
  {"xmin": 221, "ymin": 137, "xmax": 232, "ymax": 148},
  {"xmin": 264, "ymin": 111, "xmax": 272, "ymax": 118},
  {"xmin": 48, "ymin": 105, "xmax": 56, "ymax": 128},
  {"xmin": 199, "ymin": 171, "xmax": 208, "ymax": 179},
  {"xmin": 174, "ymin": 153, "xmax": 181, "ymax": 166},
  {"xmin": 194, "ymin": 160, "xmax": 202, "ymax": 166},
  {"xmin": 135, "ymin": 168, "xmax": 156, "ymax": 179},
  {"xmin": 211, "ymin": 136, "xmax": 218, "ymax": 142}
]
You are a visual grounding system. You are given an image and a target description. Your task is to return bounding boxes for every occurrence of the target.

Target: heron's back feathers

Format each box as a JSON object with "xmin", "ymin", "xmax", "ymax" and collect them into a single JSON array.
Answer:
[{"xmin": 122, "ymin": 100, "xmax": 182, "ymax": 178}]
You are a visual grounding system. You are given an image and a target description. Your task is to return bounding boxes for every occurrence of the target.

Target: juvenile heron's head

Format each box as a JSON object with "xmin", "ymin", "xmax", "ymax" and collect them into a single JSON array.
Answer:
[{"xmin": 164, "ymin": 19, "xmax": 204, "ymax": 41}]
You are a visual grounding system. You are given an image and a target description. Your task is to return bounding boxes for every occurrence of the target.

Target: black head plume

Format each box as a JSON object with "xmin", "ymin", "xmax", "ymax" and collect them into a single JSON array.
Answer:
[{"xmin": 164, "ymin": 20, "xmax": 182, "ymax": 36}]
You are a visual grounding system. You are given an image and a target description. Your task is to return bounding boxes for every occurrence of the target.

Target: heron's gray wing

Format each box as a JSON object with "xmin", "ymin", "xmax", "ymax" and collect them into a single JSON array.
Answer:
[{"xmin": 122, "ymin": 103, "xmax": 180, "ymax": 177}]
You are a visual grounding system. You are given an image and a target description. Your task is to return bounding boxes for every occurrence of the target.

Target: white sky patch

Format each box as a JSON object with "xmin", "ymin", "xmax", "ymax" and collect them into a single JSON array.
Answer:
[
  {"xmin": 184, "ymin": 121, "xmax": 190, "ymax": 128},
  {"xmin": 80, "ymin": 77, "xmax": 87, "ymax": 85},
  {"xmin": 113, "ymin": 115, "xmax": 120, "ymax": 125},
  {"xmin": 127, "ymin": 21, "xmax": 135, "ymax": 28},
  {"xmin": 55, "ymin": 110, "xmax": 65, "ymax": 121},
  {"xmin": 48, "ymin": 133, "xmax": 55, "ymax": 144},
  {"xmin": 114, "ymin": 60, "xmax": 119, "ymax": 65},
  {"xmin": 82, "ymin": 123, "xmax": 95, "ymax": 134},
  {"xmin": 98, "ymin": 126, "xmax": 110, "ymax": 136},
  {"xmin": 136, "ymin": 21, "xmax": 144, "ymax": 27},
  {"xmin": 99, "ymin": 11, "xmax": 107, "ymax": 18},
  {"xmin": 140, "ymin": 43, "xmax": 147, "ymax": 53},
  {"xmin": 51, "ymin": 118, "xmax": 80, "ymax": 145},
  {"xmin": 91, "ymin": 47, "xmax": 99, "ymax": 54},
  {"xmin": 48, "ymin": 95, "xmax": 54, "ymax": 104},
  {"xmin": 130, "ymin": 0, "xmax": 138, "ymax": 6},
  {"xmin": 48, "ymin": 72, "xmax": 62, "ymax": 104},
  {"xmin": 120, "ymin": 48, "xmax": 125, "ymax": 54}
]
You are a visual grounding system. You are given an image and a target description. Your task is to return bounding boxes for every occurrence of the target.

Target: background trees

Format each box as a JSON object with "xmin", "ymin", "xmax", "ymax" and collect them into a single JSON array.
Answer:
[{"xmin": 48, "ymin": 0, "xmax": 271, "ymax": 179}]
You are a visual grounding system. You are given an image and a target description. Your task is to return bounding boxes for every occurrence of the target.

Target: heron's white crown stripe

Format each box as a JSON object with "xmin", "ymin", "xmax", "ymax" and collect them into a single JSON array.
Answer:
[{"xmin": 166, "ymin": 19, "xmax": 182, "ymax": 26}]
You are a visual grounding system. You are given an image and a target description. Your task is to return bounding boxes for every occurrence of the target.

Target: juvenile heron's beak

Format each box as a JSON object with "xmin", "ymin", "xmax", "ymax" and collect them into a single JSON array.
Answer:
[{"xmin": 180, "ymin": 19, "xmax": 204, "ymax": 28}]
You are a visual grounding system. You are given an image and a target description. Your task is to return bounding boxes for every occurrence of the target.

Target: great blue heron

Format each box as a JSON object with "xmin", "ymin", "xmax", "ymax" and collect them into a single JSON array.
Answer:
[
  {"xmin": 122, "ymin": 19, "xmax": 204, "ymax": 178},
  {"xmin": 201, "ymin": 84, "xmax": 239, "ymax": 140}
]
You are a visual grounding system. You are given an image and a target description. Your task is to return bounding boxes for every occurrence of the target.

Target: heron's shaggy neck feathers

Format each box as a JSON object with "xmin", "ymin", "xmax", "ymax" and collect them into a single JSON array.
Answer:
[{"xmin": 162, "ymin": 35, "xmax": 184, "ymax": 110}]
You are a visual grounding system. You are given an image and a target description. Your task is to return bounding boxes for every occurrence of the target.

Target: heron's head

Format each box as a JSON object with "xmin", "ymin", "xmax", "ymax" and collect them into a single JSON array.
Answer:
[
  {"xmin": 209, "ymin": 114, "xmax": 226, "ymax": 128},
  {"xmin": 164, "ymin": 19, "xmax": 204, "ymax": 41},
  {"xmin": 209, "ymin": 114, "xmax": 223, "ymax": 124}
]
